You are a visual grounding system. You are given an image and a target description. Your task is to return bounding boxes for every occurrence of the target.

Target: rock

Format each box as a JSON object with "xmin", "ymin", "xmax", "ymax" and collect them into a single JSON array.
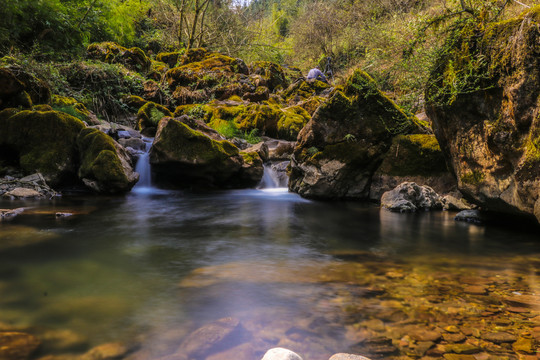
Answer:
[
  {"xmin": 425, "ymin": 7, "xmax": 540, "ymax": 224},
  {"xmin": 38, "ymin": 328, "xmax": 88, "ymax": 353},
  {"xmin": 409, "ymin": 328, "xmax": 442, "ymax": 342},
  {"xmin": 381, "ymin": 182, "xmax": 443, "ymax": 212},
  {"xmin": 0, "ymin": 66, "xmax": 51, "ymax": 110},
  {"xmin": 446, "ymin": 344, "xmax": 482, "ymax": 354},
  {"xmin": 136, "ymin": 101, "xmax": 173, "ymax": 137},
  {"xmin": 443, "ymin": 354, "xmax": 476, "ymax": 360},
  {"xmin": 442, "ymin": 333, "xmax": 466, "ymax": 343},
  {"xmin": 176, "ymin": 317, "xmax": 242, "ymax": 359},
  {"xmin": 150, "ymin": 117, "xmax": 262, "ymax": 188},
  {"xmin": 118, "ymin": 137, "xmax": 146, "ymax": 152},
  {"xmin": 512, "ymin": 337, "xmax": 536, "ymax": 354},
  {"xmin": 369, "ymin": 134, "xmax": 454, "ymax": 200},
  {"xmin": 156, "ymin": 51, "xmax": 182, "ymax": 68},
  {"xmin": 243, "ymin": 86, "xmax": 270, "ymax": 102},
  {"xmin": 442, "ymin": 195, "xmax": 472, "ymax": 211},
  {"xmin": 80, "ymin": 342, "xmax": 129, "ymax": 360},
  {"xmin": 502, "ymin": 294, "xmax": 540, "ymax": 308},
  {"xmin": 0, "ymin": 207, "xmax": 24, "ymax": 221},
  {"xmin": 329, "ymin": 354, "xmax": 372, "ymax": 360},
  {"xmin": 245, "ymin": 142, "xmax": 269, "ymax": 162},
  {"xmin": 454, "ymin": 210, "xmax": 487, "ymax": 224},
  {"xmin": 265, "ymin": 139, "xmax": 295, "ymax": 161},
  {"xmin": 0, "ymin": 331, "xmax": 41, "ymax": 360},
  {"xmin": 463, "ymin": 285, "xmax": 487, "ymax": 295},
  {"xmin": 0, "ymin": 110, "xmax": 86, "ymax": 186},
  {"xmin": 55, "ymin": 212, "xmax": 73, "ymax": 218},
  {"xmin": 282, "ymin": 79, "xmax": 330, "ymax": 105},
  {"xmin": 249, "ymin": 61, "xmax": 289, "ymax": 91},
  {"xmin": 3, "ymin": 188, "xmax": 42, "ymax": 198},
  {"xmin": 77, "ymin": 128, "xmax": 139, "ymax": 193},
  {"xmin": 289, "ymin": 70, "xmax": 422, "ymax": 199},
  {"xmin": 261, "ymin": 347, "xmax": 303, "ymax": 360},
  {"xmin": 87, "ymin": 42, "xmax": 151, "ymax": 73},
  {"xmin": 481, "ymin": 332, "xmax": 517, "ymax": 344}
]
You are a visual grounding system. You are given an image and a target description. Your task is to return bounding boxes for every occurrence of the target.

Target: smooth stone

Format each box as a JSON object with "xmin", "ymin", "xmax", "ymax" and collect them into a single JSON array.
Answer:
[
  {"xmin": 329, "ymin": 354, "xmax": 372, "ymax": 360},
  {"xmin": 261, "ymin": 347, "xmax": 303, "ymax": 360},
  {"xmin": 409, "ymin": 328, "xmax": 442, "ymax": 342},
  {"xmin": 80, "ymin": 342, "xmax": 129, "ymax": 360},
  {"xmin": 0, "ymin": 208, "xmax": 25, "ymax": 221},
  {"xmin": 443, "ymin": 354, "xmax": 476, "ymax": 360},
  {"xmin": 177, "ymin": 317, "xmax": 241, "ymax": 359},
  {"xmin": 511, "ymin": 337, "xmax": 536, "ymax": 354},
  {"xmin": 118, "ymin": 137, "xmax": 146, "ymax": 151},
  {"xmin": 20, "ymin": 173, "xmax": 47, "ymax": 185},
  {"xmin": 442, "ymin": 333, "xmax": 466, "ymax": 343},
  {"xmin": 503, "ymin": 295, "xmax": 540, "ymax": 308},
  {"xmin": 442, "ymin": 195, "xmax": 471, "ymax": 211},
  {"xmin": 447, "ymin": 344, "xmax": 482, "ymax": 354},
  {"xmin": 463, "ymin": 285, "xmax": 487, "ymax": 295},
  {"xmin": 55, "ymin": 212, "xmax": 73, "ymax": 218},
  {"xmin": 481, "ymin": 332, "xmax": 517, "ymax": 344},
  {"xmin": 0, "ymin": 332, "xmax": 41, "ymax": 360},
  {"xmin": 3, "ymin": 188, "xmax": 42, "ymax": 198}
]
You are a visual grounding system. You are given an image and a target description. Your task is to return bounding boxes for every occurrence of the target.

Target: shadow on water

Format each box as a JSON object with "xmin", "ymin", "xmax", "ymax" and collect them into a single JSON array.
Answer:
[{"xmin": 0, "ymin": 189, "xmax": 538, "ymax": 359}]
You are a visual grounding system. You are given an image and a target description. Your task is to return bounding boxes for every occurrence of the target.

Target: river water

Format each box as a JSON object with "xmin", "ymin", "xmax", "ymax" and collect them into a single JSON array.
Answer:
[{"xmin": 0, "ymin": 188, "xmax": 538, "ymax": 359}]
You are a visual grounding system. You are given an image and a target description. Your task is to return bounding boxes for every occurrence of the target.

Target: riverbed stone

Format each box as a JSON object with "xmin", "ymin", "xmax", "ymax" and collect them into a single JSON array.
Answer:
[
  {"xmin": 261, "ymin": 347, "xmax": 303, "ymax": 360},
  {"xmin": 3, "ymin": 187, "xmax": 42, "ymax": 198},
  {"xmin": 454, "ymin": 210, "xmax": 486, "ymax": 224},
  {"xmin": 329, "ymin": 354, "xmax": 372, "ymax": 360},
  {"xmin": 80, "ymin": 342, "xmax": 129, "ymax": 360},
  {"xmin": 512, "ymin": 337, "xmax": 536, "ymax": 354},
  {"xmin": 0, "ymin": 207, "xmax": 25, "ymax": 221},
  {"xmin": 381, "ymin": 182, "xmax": 443, "ymax": 212},
  {"xmin": 176, "ymin": 317, "xmax": 242, "ymax": 359},
  {"xmin": 0, "ymin": 331, "xmax": 41, "ymax": 360},
  {"xmin": 481, "ymin": 332, "xmax": 517, "ymax": 344}
]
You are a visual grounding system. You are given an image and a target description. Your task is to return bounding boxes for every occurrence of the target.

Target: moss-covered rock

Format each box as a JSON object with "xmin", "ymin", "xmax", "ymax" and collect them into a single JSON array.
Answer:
[
  {"xmin": 51, "ymin": 95, "xmax": 92, "ymax": 123},
  {"xmin": 0, "ymin": 110, "xmax": 85, "ymax": 186},
  {"xmin": 249, "ymin": 61, "xmax": 288, "ymax": 91},
  {"xmin": 282, "ymin": 79, "xmax": 330, "ymax": 104},
  {"xmin": 137, "ymin": 101, "xmax": 173, "ymax": 136},
  {"xmin": 0, "ymin": 66, "xmax": 51, "ymax": 110},
  {"xmin": 289, "ymin": 69, "xmax": 422, "ymax": 199},
  {"xmin": 149, "ymin": 117, "xmax": 262, "ymax": 188},
  {"xmin": 156, "ymin": 51, "xmax": 184, "ymax": 68},
  {"xmin": 87, "ymin": 42, "xmax": 151, "ymax": 73},
  {"xmin": 165, "ymin": 51, "xmax": 251, "ymax": 104},
  {"xmin": 425, "ymin": 6, "xmax": 540, "ymax": 223},
  {"xmin": 77, "ymin": 128, "xmax": 138, "ymax": 193}
]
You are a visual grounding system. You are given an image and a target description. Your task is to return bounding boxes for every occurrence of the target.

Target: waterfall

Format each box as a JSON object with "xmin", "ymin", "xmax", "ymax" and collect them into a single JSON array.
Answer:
[
  {"xmin": 133, "ymin": 137, "xmax": 154, "ymax": 192},
  {"xmin": 258, "ymin": 162, "xmax": 289, "ymax": 189}
]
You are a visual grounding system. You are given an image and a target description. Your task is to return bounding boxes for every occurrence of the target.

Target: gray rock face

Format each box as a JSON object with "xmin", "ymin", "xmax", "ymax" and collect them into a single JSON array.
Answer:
[
  {"xmin": 261, "ymin": 347, "xmax": 303, "ymax": 360},
  {"xmin": 381, "ymin": 182, "xmax": 442, "ymax": 212},
  {"xmin": 442, "ymin": 194, "xmax": 471, "ymax": 211}
]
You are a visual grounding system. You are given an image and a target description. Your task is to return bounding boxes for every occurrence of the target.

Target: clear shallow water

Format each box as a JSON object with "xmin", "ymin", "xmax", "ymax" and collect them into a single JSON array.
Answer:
[{"xmin": 0, "ymin": 189, "xmax": 538, "ymax": 359}]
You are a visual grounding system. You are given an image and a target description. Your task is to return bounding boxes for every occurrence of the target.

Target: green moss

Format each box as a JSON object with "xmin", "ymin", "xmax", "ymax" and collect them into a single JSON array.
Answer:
[
  {"xmin": 0, "ymin": 108, "xmax": 19, "ymax": 121},
  {"xmin": 77, "ymin": 128, "xmax": 131, "ymax": 191},
  {"xmin": 87, "ymin": 42, "xmax": 151, "ymax": 73},
  {"xmin": 157, "ymin": 119, "xmax": 239, "ymax": 164},
  {"xmin": 156, "ymin": 51, "xmax": 183, "ymax": 67},
  {"xmin": 277, "ymin": 106, "xmax": 310, "ymax": 140},
  {"xmin": 33, "ymin": 104, "xmax": 53, "ymax": 111},
  {"xmin": 378, "ymin": 134, "xmax": 448, "ymax": 176},
  {"xmin": 137, "ymin": 101, "xmax": 173, "ymax": 130},
  {"xmin": 51, "ymin": 96, "xmax": 91, "ymax": 122},
  {"xmin": 124, "ymin": 95, "xmax": 147, "ymax": 110},
  {"xmin": 240, "ymin": 151, "xmax": 261, "ymax": 165},
  {"xmin": 0, "ymin": 110, "xmax": 85, "ymax": 181},
  {"xmin": 283, "ymin": 79, "xmax": 330, "ymax": 102},
  {"xmin": 228, "ymin": 95, "xmax": 243, "ymax": 102},
  {"xmin": 249, "ymin": 61, "xmax": 288, "ymax": 90},
  {"xmin": 461, "ymin": 170, "xmax": 485, "ymax": 185}
]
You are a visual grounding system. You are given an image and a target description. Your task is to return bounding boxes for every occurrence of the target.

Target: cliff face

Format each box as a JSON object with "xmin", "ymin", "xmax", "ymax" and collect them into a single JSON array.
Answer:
[{"xmin": 426, "ymin": 6, "xmax": 540, "ymax": 223}]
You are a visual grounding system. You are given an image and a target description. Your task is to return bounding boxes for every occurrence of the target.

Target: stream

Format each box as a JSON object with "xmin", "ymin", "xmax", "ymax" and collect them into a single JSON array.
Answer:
[{"xmin": 0, "ymin": 167, "xmax": 538, "ymax": 359}]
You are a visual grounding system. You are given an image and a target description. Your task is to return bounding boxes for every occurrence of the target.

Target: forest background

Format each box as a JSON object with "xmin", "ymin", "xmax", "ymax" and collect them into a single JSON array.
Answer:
[{"xmin": 0, "ymin": 0, "xmax": 538, "ymax": 114}]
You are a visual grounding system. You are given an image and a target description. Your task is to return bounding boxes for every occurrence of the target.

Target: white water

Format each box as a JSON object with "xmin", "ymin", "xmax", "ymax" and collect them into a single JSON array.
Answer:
[
  {"xmin": 132, "ymin": 138, "xmax": 156, "ymax": 194},
  {"xmin": 258, "ymin": 162, "xmax": 288, "ymax": 190}
]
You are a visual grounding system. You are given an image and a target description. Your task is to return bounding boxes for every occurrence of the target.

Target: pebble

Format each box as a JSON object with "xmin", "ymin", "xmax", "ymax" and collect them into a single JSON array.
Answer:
[
  {"xmin": 481, "ymin": 332, "xmax": 517, "ymax": 344},
  {"xmin": 261, "ymin": 347, "xmax": 303, "ymax": 360}
]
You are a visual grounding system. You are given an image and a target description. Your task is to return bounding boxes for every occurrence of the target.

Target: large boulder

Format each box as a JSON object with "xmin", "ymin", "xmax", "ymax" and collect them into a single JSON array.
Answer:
[
  {"xmin": 87, "ymin": 42, "xmax": 151, "ymax": 73},
  {"xmin": 425, "ymin": 6, "xmax": 540, "ymax": 224},
  {"xmin": 77, "ymin": 128, "xmax": 139, "ymax": 193},
  {"xmin": 289, "ymin": 70, "xmax": 422, "ymax": 199},
  {"xmin": 0, "ymin": 110, "xmax": 85, "ymax": 186},
  {"xmin": 150, "ymin": 117, "xmax": 262, "ymax": 188},
  {"xmin": 137, "ymin": 101, "xmax": 173, "ymax": 136},
  {"xmin": 381, "ymin": 182, "xmax": 443, "ymax": 212}
]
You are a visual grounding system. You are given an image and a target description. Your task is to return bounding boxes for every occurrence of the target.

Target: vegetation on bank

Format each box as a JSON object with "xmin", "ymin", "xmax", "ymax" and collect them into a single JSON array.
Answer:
[{"xmin": 1, "ymin": 0, "xmax": 538, "ymax": 115}]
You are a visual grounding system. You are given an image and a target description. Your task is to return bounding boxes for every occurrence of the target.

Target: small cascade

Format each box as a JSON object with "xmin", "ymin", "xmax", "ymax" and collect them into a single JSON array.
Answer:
[
  {"xmin": 133, "ymin": 137, "xmax": 154, "ymax": 193},
  {"xmin": 258, "ymin": 162, "xmax": 289, "ymax": 189}
]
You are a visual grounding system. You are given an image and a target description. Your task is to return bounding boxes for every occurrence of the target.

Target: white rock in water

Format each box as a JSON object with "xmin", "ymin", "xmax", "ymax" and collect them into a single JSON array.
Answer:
[
  {"xmin": 329, "ymin": 354, "xmax": 373, "ymax": 360},
  {"xmin": 261, "ymin": 347, "xmax": 303, "ymax": 360}
]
